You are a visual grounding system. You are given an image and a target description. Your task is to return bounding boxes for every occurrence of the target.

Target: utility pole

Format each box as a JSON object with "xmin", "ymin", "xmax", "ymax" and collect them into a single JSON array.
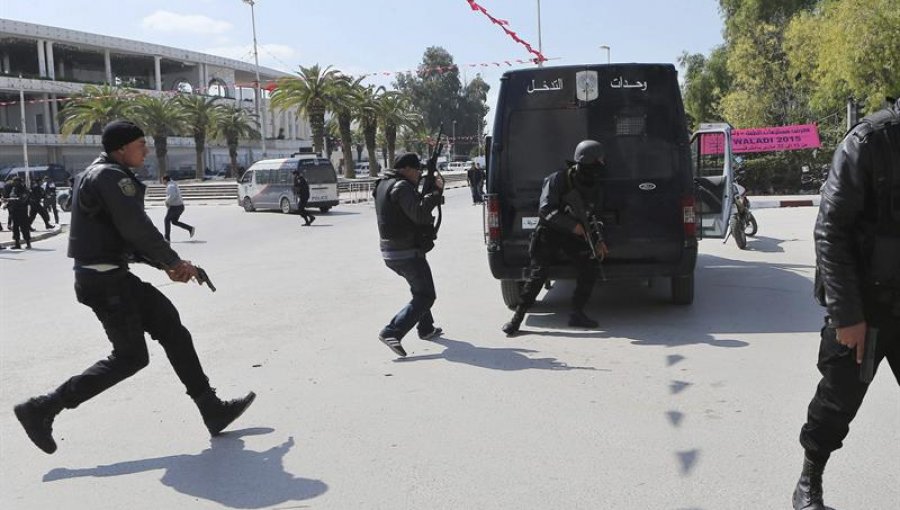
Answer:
[
  {"xmin": 536, "ymin": 0, "xmax": 543, "ymax": 67},
  {"xmin": 19, "ymin": 77, "xmax": 30, "ymax": 187},
  {"xmin": 244, "ymin": 0, "xmax": 267, "ymax": 157},
  {"xmin": 846, "ymin": 97, "xmax": 859, "ymax": 131}
]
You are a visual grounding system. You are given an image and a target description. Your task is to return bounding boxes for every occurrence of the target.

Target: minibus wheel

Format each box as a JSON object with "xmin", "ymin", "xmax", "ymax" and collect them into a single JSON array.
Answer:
[
  {"xmin": 242, "ymin": 197, "xmax": 255, "ymax": 212},
  {"xmin": 319, "ymin": 206, "xmax": 331, "ymax": 213},
  {"xmin": 280, "ymin": 197, "xmax": 292, "ymax": 214}
]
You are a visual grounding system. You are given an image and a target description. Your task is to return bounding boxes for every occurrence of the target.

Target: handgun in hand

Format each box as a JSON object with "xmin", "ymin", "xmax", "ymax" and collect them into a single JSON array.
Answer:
[{"xmin": 194, "ymin": 265, "xmax": 217, "ymax": 292}]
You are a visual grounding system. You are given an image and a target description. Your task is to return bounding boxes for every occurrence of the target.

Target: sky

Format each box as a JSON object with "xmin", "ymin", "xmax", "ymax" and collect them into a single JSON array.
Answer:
[{"xmin": 1, "ymin": 0, "xmax": 725, "ymax": 118}]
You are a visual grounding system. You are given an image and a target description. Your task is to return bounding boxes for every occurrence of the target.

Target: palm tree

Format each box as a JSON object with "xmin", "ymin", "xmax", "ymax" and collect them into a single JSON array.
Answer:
[
  {"xmin": 269, "ymin": 64, "xmax": 340, "ymax": 156},
  {"xmin": 130, "ymin": 95, "xmax": 190, "ymax": 182},
  {"xmin": 354, "ymin": 85, "xmax": 382, "ymax": 177},
  {"xmin": 59, "ymin": 84, "xmax": 138, "ymax": 137},
  {"xmin": 212, "ymin": 104, "xmax": 261, "ymax": 179},
  {"xmin": 327, "ymin": 76, "xmax": 360, "ymax": 179},
  {"xmin": 378, "ymin": 91, "xmax": 421, "ymax": 169},
  {"xmin": 177, "ymin": 94, "xmax": 223, "ymax": 180}
]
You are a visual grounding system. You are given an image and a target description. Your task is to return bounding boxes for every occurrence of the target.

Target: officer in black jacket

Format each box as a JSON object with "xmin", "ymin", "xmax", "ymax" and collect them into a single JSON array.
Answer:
[
  {"xmin": 42, "ymin": 175, "xmax": 59, "ymax": 225},
  {"xmin": 4, "ymin": 176, "xmax": 32, "ymax": 249},
  {"xmin": 792, "ymin": 99, "xmax": 900, "ymax": 510},
  {"xmin": 292, "ymin": 169, "xmax": 315, "ymax": 226},
  {"xmin": 28, "ymin": 178, "xmax": 54, "ymax": 230},
  {"xmin": 374, "ymin": 153, "xmax": 444, "ymax": 357},
  {"xmin": 13, "ymin": 120, "xmax": 255, "ymax": 455},
  {"xmin": 502, "ymin": 140, "xmax": 610, "ymax": 336}
]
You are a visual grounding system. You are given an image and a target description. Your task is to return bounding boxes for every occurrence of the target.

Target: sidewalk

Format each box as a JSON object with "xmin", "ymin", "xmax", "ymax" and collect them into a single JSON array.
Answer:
[
  {"xmin": 0, "ymin": 217, "xmax": 66, "ymax": 249},
  {"xmin": 747, "ymin": 194, "xmax": 821, "ymax": 209}
]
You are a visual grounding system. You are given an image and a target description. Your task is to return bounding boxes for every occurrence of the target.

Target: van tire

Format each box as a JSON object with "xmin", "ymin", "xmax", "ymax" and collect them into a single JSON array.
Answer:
[
  {"xmin": 501, "ymin": 280, "xmax": 523, "ymax": 310},
  {"xmin": 671, "ymin": 274, "xmax": 694, "ymax": 305},
  {"xmin": 242, "ymin": 197, "xmax": 255, "ymax": 212},
  {"xmin": 319, "ymin": 206, "xmax": 331, "ymax": 213},
  {"xmin": 280, "ymin": 197, "xmax": 292, "ymax": 214}
]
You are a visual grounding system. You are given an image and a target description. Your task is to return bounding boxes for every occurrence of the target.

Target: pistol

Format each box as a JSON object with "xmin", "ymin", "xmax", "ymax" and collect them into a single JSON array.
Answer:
[
  {"xmin": 859, "ymin": 327, "xmax": 878, "ymax": 383},
  {"xmin": 194, "ymin": 265, "xmax": 217, "ymax": 292}
]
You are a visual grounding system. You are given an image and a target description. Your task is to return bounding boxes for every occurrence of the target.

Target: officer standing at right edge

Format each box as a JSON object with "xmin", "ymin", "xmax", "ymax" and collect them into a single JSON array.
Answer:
[
  {"xmin": 502, "ymin": 140, "xmax": 609, "ymax": 336},
  {"xmin": 13, "ymin": 120, "xmax": 255, "ymax": 454},
  {"xmin": 792, "ymin": 98, "xmax": 900, "ymax": 509}
]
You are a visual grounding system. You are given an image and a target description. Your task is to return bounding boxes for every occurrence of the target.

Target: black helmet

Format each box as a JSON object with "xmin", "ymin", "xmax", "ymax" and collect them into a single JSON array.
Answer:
[{"xmin": 573, "ymin": 140, "xmax": 605, "ymax": 165}]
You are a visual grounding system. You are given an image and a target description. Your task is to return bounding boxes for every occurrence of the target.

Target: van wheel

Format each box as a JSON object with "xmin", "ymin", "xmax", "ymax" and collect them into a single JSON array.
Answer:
[
  {"xmin": 501, "ymin": 280, "xmax": 523, "ymax": 310},
  {"xmin": 671, "ymin": 274, "xmax": 694, "ymax": 305},
  {"xmin": 242, "ymin": 197, "xmax": 255, "ymax": 212},
  {"xmin": 319, "ymin": 206, "xmax": 331, "ymax": 213},
  {"xmin": 280, "ymin": 197, "xmax": 292, "ymax": 214}
]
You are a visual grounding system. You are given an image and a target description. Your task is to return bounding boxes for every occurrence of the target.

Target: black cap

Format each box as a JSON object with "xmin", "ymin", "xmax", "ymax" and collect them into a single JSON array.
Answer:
[
  {"xmin": 393, "ymin": 153, "xmax": 423, "ymax": 170},
  {"xmin": 102, "ymin": 120, "xmax": 145, "ymax": 153}
]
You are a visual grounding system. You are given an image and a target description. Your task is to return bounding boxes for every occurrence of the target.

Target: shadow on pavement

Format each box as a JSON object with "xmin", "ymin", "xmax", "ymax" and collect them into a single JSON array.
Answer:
[
  {"xmin": 517, "ymin": 253, "xmax": 821, "ymax": 348},
  {"xmin": 745, "ymin": 235, "xmax": 788, "ymax": 253},
  {"xmin": 42, "ymin": 428, "xmax": 327, "ymax": 509},
  {"xmin": 400, "ymin": 337, "xmax": 604, "ymax": 372}
]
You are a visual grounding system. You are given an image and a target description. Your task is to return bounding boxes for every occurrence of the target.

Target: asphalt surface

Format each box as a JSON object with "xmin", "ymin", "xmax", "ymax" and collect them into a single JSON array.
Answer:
[{"xmin": 1, "ymin": 188, "xmax": 897, "ymax": 509}]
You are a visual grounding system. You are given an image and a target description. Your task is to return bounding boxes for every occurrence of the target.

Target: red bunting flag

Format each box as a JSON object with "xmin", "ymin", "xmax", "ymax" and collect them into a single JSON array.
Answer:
[{"xmin": 466, "ymin": 0, "xmax": 547, "ymax": 64}]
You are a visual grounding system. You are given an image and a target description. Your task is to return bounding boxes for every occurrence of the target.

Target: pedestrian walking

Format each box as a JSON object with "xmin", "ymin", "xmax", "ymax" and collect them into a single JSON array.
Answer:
[
  {"xmin": 792, "ymin": 98, "xmax": 900, "ymax": 510},
  {"xmin": 467, "ymin": 162, "xmax": 484, "ymax": 204},
  {"xmin": 501, "ymin": 140, "xmax": 609, "ymax": 336},
  {"xmin": 163, "ymin": 174, "xmax": 195, "ymax": 241},
  {"xmin": 373, "ymin": 153, "xmax": 445, "ymax": 357},
  {"xmin": 292, "ymin": 170, "xmax": 316, "ymax": 226},
  {"xmin": 13, "ymin": 120, "xmax": 255, "ymax": 455}
]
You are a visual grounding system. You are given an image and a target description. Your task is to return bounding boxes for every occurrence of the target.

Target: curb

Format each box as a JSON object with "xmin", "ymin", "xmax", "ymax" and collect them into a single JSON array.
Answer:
[
  {"xmin": 749, "ymin": 196, "xmax": 820, "ymax": 210},
  {"xmin": 0, "ymin": 224, "xmax": 64, "ymax": 248}
]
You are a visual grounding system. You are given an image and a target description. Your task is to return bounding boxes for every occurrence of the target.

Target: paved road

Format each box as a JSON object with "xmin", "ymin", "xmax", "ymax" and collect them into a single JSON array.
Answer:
[{"xmin": 1, "ymin": 189, "xmax": 897, "ymax": 509}]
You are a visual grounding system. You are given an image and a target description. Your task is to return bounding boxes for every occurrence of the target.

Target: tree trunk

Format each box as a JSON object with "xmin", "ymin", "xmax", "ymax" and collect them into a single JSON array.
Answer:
[
  {"xmin": 154, "ymin": 135, "xmax": 168, "ymax": 183},
  {"xmin": 194, "ymin": 131, "xmax": 206, "ymax": 181},
  {"xmin": 386, "ymin": 124, "xmax": 397, "ymax": 170},
  {"xmin": 227, "ymin": 138, "xmax": 239, "ymax": 179},
  {"xmin": 365, "ymin": 121, "xmax": 379, "ymax": 177},
  {"xmin": 309, "ymin": 108, "xmax": 325, "ymax": 156},
  {"xmin": 338, "ymin": 113, "xmax": 355, "ymax": 179}
]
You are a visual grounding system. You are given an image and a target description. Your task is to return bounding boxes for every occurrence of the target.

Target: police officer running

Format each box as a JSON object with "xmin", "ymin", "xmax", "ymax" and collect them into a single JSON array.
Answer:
[
  {"xmin": 792, "ymin": 99, "xmax": 900, "ymax": 509},
  {"xmin": 502, "ymin": 140, "xmax": 609, "ymax": 336},
  {"xmin": 42, "ymin": 175, "xmax": 59, "ymax": 225},
  {"xmin": 374, "ymin": 153, "xmax": 444, "ymax": 357},
  {"xmin": 13, "ymin": 120, "xmax": 255, "ymax": 455},
  {"xmin": 292, "ymin": 169, "xmax": 316, "ymax": 226},
  {"xmin": 28, "ymin": 177, "xmax": 55, "ymax": 230},
  {"xmin": 4, "ymin": 176, "xmax": 32, "ymax": 249}
]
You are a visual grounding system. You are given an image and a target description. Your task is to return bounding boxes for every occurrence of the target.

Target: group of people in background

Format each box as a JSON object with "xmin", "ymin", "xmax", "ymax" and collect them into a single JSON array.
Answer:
[
  {"xmin": 466, "ymin": 162, "xmax": 485, "ymax": 205},
  {"xmin": 1, "ymin": 175, "xmax": 58, "ymax": 250}
]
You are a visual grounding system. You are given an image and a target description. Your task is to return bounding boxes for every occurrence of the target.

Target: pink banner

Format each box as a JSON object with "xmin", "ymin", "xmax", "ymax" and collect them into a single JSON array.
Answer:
[{"xmin": 701, "ymin": 124, "xmax": 821, "ymax": 155}]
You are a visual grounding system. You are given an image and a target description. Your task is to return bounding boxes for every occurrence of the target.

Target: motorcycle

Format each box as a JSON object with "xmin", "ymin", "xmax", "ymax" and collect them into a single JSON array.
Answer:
[{"xmin": 727, "ymin": 170, "xmax": 757, "ymax": 250}]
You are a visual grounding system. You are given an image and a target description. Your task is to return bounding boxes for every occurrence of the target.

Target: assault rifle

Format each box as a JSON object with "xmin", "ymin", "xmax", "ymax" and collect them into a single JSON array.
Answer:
[
  {"xmin": 418, "ymin": 124, "xmax": 445, "ymax": 250},
  {"xmin": 563, "ymin": 189, "xmax": 607, "ymax": 281}
]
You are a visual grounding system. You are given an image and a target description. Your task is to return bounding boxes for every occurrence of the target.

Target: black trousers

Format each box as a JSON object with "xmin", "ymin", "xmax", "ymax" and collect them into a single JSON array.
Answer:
[
  {"xmin": 298, "ymin": 199, "xmax": 315, "ymax": 224},
  {"xmin": 10, "ymin": 206, "xmax": 30, "ymax": 244},
  {"xmin": 44, "ymin": 197, "xmax": 59, "ymax": 224},
  {"xmin": 517, "ymin": 228, "xmax": 598, "ymax": 312},
  {"xmin": 53, "ymin": 270, "xmax": 211, "ymax": 409},
  {"xmin": 799, "ymin": 316, "xmax": 900, "ymax": 459},
  {"xmin": 28, "ymin": 201, "xmax": 52, "ymax": 227},
  {"xmin": 164, "ymin": 205, "xmax": 193, "ymax": 240}
]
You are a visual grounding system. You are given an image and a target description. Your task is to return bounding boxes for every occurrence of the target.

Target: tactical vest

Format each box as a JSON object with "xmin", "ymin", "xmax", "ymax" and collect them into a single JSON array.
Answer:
[{"xmin": 374, "ymin": 177, "xmax": 415, "ymax": 241}]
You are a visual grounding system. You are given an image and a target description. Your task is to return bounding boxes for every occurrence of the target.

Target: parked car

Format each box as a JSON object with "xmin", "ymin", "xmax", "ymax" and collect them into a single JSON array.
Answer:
[
  {"xmin": 0, "ymin": 164, "xmax": 71, "ymax": 186},
  {"xmin": 447, "ymin": 161, "xmax": 473, "ymax": 172}
]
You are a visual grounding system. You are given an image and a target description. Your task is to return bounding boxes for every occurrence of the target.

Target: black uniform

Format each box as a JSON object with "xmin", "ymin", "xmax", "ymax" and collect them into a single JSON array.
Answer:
[
  {"xmin": 293, "ymin": 173, "xmax": 315, "ymax": 226},
  {"xmin": 4, "ymin": 179, "xmax": 32, "ymax": 248},
  {"xmin": 467, "ymin": 166, "xmax": 484, "ymax": 204},
  {"xmin": 28, "ymin": 180, "xmax": 54, "ymax": 229},
  {"xmin": 793, "ymin": 100, "xmax": 900, "ymax": 510},
  {"xmin": 13, "ymin": 150, "xmax": 254, "ymax": 454},
  {"xmin": 519, "ymin": 168, "xmax": 601, "ymax": 312},
  {"xmin": 43, "ymin": 179, "xmax": 59, "ymax": 224}
]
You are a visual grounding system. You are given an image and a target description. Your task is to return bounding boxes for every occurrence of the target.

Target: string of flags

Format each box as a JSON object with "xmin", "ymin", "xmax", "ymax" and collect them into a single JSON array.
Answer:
[{"xmin": 465, "ymin": 0, "xmax": 547, "ymax": 64}]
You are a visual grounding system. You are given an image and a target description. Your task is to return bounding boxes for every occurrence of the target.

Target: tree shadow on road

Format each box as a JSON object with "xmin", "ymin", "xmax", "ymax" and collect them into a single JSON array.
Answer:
[
  {"xmin": 42, "ymin": 428, "xmax": 327, "ymax": 509},
  {"xmin": 517, "ymin": 253, "xmax": 821, "ymax": 348},
  {"xmin": 400, "ymin": 337, "xmax": 603, "ymax": 372}
]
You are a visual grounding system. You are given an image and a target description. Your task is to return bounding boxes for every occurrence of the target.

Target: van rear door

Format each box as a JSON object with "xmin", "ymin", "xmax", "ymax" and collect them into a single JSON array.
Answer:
[{"xmin": 690, "ymin": 124, "xmax": 735, "ymax": 238}]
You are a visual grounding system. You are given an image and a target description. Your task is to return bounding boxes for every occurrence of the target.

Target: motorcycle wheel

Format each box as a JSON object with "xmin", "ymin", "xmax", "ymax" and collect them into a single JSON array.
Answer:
[
  {"xmin": 731, "ymin": 216, "xmax": 748, "ymax": 250},
  {"xmin": 744, "ymin": 213, "xmax": 758, "ymax": 237}
]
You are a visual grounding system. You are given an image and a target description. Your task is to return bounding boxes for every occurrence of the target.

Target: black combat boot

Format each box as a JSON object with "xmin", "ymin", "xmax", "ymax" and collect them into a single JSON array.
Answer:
[
  {"xmin": 502, "ymin": 308, "xmax": 526, "ymax": 337},
  {"xmin": 14, "ymin": 394, "xmax": 64, "ymax": 454},
  {"xmin": 568, "ymin": 309, "xmax": 599, "ymax": 328},
  {"xmin": 193, "ymin": 389, "xmax": 256, "ymax": 436},
  {"xmin": 792, "ymin": 453, "xmax": 827, "ymax": 510}
]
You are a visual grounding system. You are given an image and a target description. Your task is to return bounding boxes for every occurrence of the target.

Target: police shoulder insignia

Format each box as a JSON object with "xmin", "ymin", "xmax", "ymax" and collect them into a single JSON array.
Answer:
[{"xmin": 118, "ymin": 178, "xmax": 136, "ymax": 197}]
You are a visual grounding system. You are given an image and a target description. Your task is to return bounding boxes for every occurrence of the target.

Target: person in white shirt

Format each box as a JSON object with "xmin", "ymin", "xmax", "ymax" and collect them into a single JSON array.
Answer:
[{"xmin": 162, "ymin": 175, "xmax": 195, "ymax": 241}]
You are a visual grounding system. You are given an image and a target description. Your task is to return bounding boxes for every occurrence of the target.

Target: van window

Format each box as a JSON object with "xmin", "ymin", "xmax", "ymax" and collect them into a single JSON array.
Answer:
[
  {"xmin": 240, "ymin": 170, "xmax": 253, "ymax": 183},
  {"xmin": 277, "ymin": 168, "xmax": 290, "ymax": 184},
  {"xmin": 299, "ymin": 160, "xmax": 337, "ymax": 184},
  {"xmin": 506, "ymin": 108, "xmax": 588, "ymax": 187},
  {"xmin": 257, "ymin": 169, "xmax": 271, "ymax": 184}
]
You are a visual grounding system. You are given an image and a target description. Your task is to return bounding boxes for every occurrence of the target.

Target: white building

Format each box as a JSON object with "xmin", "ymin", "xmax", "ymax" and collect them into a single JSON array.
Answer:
[{"xmin": 0, "ymin": 18, "xmax": 312, "ymax": 179}]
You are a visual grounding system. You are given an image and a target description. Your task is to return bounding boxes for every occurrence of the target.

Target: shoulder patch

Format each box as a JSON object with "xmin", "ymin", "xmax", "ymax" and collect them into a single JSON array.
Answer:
[{"xmin": 118, "ymin": 178, "xmax": 136, "ymax": 197}]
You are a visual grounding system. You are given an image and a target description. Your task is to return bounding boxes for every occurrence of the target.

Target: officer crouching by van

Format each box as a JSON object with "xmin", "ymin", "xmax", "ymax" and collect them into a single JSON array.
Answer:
[
  {"xmin": 502, "ymin": 140, "xmax": 609, "ymax": 336},
  {"xmin": 374, "ymin": 153, "xmax": 444, "ymax": 357},
  {"xmin": 792, "ymin": 99, "xmax": 900, "ymax": 510}
]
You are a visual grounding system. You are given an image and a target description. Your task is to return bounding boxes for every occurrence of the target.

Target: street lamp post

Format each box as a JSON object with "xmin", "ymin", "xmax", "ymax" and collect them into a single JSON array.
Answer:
[
  {"xmin": 452, "ymin": 120, "xmax": 457, "ymax": 161},
  {"xmin": 600, "ymin": 45, "xmax": 611, "ymax": 64},
  {"xmin": 243, "ymin": 0, "xmax": 267, "ymax": 157},
  {"xmin": 536, "ymin": 0, "xmax": 543, "ymax": 67}
]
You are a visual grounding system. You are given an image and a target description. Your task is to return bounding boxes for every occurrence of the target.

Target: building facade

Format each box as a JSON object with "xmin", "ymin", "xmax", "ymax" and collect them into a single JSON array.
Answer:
[{"xmin": 0, "ymin": 18, "xmax": 312, "ymax": 179}]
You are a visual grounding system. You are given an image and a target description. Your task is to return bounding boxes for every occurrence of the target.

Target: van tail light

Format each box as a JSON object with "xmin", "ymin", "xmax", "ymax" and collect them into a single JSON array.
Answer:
[
  {"xmin": 485, "ymin": 194, "xmax": 501, "ymax": 243},
  {"xmin": 682, "ymin": 195, "xmax": 697, "ymax": 238}
]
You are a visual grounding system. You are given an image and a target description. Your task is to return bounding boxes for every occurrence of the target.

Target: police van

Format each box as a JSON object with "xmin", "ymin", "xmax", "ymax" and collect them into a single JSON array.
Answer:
[
  {"xmin": 237, "ymin": 155, "xmax": 339, "ymax": 213},
  {"xmin": 483, "ymin": 63, "xmax": 734, "ymax": 307}
]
